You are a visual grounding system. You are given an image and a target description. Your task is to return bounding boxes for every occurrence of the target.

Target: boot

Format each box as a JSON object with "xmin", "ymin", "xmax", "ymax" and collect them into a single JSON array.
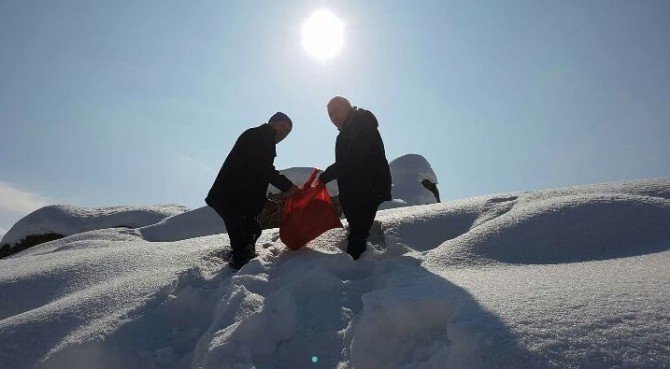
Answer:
[
  {"xmin": 228, "ymin": 246, "xmax": 258, "ymax": 270},
  {"xmin": 346, "ymin": 239, "xmax": 366, "ymax": 260}
]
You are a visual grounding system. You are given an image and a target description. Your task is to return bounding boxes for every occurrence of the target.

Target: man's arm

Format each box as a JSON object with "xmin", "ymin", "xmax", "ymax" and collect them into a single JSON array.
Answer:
[
  {"xmin": 319, "ymin": 163, "xmax": 340, "ymax": 184},
  {"xmin": 269, "ymin": 169, "xmax": 294, "ymax": 192},
  {"xmin": 238, "ymin": 129, "xmax": 297, "ymax": 193}
]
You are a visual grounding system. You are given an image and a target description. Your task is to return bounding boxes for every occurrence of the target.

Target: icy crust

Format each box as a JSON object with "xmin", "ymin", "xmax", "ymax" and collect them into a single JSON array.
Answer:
[
  {"xmin": 0, "ymin": 204, "xmax": 187, "ymax": 248},
  {"xmin": 0, "ymin": 178, "xmax": 669, "ymax": 369}
]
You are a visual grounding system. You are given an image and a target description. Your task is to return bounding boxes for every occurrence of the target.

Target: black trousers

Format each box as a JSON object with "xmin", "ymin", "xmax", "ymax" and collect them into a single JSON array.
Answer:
[
  {"xmin": 211, "ymin": 203, "xmax": 262, "ymax": 257},
  {"xmin": 341, "ymin": 197, "xmax": 379, "ymax": 251}
]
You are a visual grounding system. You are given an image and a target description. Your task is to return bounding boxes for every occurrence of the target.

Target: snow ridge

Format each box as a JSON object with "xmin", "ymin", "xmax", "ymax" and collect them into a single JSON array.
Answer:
[{"xmin": 1, "ymin": 204, "xmax": 187, "ymax": 248}]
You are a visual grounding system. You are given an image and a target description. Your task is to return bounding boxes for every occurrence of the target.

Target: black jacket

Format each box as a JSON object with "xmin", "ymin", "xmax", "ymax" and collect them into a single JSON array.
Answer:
[
  {"xmin": 206, "ymin": 124, "xmax": 292, "ymax": 215},
  {"xmin": 320, "ymin": 108, "xmax": 392, "ymax": 205}
]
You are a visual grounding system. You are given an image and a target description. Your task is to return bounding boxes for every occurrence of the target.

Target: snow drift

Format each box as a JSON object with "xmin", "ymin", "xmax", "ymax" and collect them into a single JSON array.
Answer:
[
  {"xmin": 1, "ymin": 178, "xmax": 669, "ymax": 369},
  {"xmin": 139, "ymin": 206, "xmax": 226, "ymax": 242},
  {"xmin": 0, "ymin": 205, "xmax": 186, "ymax": 251}
]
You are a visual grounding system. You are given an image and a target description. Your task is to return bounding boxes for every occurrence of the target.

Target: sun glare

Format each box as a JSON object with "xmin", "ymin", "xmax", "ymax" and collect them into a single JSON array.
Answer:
[{"xmin": 301, "ymin": 10, "xmax": 344, "ymax": 61}]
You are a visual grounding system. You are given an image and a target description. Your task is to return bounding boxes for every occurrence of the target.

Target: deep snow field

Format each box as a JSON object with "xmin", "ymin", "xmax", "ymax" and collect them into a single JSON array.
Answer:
[{"xmin": 1, "ymin": 178, "xmax": 669, "ymax": 369}]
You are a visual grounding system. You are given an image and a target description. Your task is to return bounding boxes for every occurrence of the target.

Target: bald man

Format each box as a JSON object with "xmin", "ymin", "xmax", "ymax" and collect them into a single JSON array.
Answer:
[{"xmin": 319, "ymin": 97, "xmax": 392, "ymax": 259}]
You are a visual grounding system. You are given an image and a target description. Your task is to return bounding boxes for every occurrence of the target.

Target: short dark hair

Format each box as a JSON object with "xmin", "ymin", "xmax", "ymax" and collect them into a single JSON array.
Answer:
[{"xmin": 269, "ymin": 112, "xmax": 292, "ymax": 127}]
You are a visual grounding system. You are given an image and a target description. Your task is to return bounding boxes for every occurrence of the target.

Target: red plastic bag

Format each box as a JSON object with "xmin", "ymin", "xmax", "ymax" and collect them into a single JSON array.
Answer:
[{"xmin": 280, "ymin": 169, "xmax": 343, "ymax": 250}]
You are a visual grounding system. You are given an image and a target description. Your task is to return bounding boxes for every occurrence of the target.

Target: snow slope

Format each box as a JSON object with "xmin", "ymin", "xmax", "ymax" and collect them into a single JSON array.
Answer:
[
  {"xmin": 1, "ymin": 205, "xmax": 187, "ymax": 249},
  {"xmin": 139, "ymin": 206, "xmax": 226, "ymax": 242},
  {"xmin": 0, "ymin": 178, "xmax": 669, "ymax": 369}
]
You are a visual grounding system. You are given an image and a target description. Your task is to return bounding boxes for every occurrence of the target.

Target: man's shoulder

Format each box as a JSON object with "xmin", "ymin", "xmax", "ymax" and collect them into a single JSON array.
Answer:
[
  {"xmin": 353, "ymin": 108, "xmax": 378, "ymax": 130},
  {"xmin": 241, "ymin": 124, "xmax": 272, "ymax": 140}
]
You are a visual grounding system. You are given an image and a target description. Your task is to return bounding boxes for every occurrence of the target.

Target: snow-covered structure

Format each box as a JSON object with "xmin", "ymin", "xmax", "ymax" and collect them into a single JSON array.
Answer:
[
  {"xmin": 1, "ymin": 178, "xmax": 669, "ymax": 369},
  {"xmin": 387, "ymin": 153, "xmax": 439, "ymax": 207}
]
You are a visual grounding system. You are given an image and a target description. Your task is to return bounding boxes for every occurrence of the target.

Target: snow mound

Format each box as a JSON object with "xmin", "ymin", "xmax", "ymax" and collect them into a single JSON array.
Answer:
[
  {"xmin": 139, "ymin": 206, "xmax": 226, "ymax": 242},
  {"xmin": 386, "ymin": 154, "xmax": 439, "ymax": 208},
  {"xmin": 1, "ymin": 178, "xmax": 669, "ymax": 369},
  {"xmin": 1, "ymin": 204, "xmax": 187, "ymax": 248},
  {"xmin": 425, "ymin": 193, "xmax": 670, "ymax": 266}
]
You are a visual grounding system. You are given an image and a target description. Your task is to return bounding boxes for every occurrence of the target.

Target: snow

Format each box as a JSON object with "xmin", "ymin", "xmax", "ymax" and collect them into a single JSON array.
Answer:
[
  {"xmin": 387, "ymin": 154, "xmax": 439, "ymax": 206},
  {"xmin": 139, "ymin": 206, "xmax": 226, "ymax": 242},
  {"xmin": 0, "ymin": 205, "xmax": 187, "ymax": 248},
  {"xmin": 1, "ymin": 178, "xmax": 669, "ymax": 369}
]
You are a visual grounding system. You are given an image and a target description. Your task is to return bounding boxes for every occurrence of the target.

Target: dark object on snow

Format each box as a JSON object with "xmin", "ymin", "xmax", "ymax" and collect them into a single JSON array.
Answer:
[
  {"xmin": 320, "ymin": 108, "xmax": 392, "ymax": 204},
  {"xmin": 206, "ymin": 124, "xmax": 293, "ymax": 270},
  {"xmin": 0, "ymin": 233, "xmax": 64, "ymax": 259},
  {"xmin": 320, "ymin": 106, "xmax": 391, "ymax": 259},
  {"xmin": 268, "ymin": 111, "xmax": 292, "ymax": 127},
  {"xmin": 209, "ymin": 199, "xmax": 262, "ymax": 270},
  {"xmin": 280, "ymin": 169, "xmax": 343, "ymax": 250},
  {"xmin": 422, "ymin": 179, "xmax": 441, "ymax": 203},
  {"xmin": 343, "ymin": 196, "xmax": 379, "ymax": 260}
]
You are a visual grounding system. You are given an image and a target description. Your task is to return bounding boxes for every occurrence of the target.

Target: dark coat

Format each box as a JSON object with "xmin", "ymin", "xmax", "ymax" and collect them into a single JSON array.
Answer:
[
  {"xmin": 320, "ymin": 108, "xmax": 392, "ymax": 206},
  {"xmin": 206, "ymin": 124, "xmax": 293, "ymax": 216}
]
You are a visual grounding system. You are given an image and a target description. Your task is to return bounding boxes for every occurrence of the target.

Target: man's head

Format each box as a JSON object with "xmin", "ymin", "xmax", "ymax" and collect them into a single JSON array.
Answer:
[
  {"xmin": 327, "ymin": 96, "xmax": 353, "ymax": 130},
  {"xmin": 268, "ymin": 112, "xmax": 292, "ymax": 143}
]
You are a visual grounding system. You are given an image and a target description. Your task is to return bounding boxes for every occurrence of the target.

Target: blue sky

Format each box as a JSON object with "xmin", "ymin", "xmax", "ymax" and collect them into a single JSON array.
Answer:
[{"xmin": 1, "ymin": 0, "xmax": 669, "ymax": 234}]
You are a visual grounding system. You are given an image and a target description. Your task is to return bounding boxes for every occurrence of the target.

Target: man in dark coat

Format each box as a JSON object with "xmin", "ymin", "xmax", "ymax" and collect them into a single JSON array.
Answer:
[
  {"xmin": 206, "ymin": 112, "xmax": 298, "ymax": 270},
  {"xmin": 319, "ymin": 97, "xmax": 392, "ymax": 260}
]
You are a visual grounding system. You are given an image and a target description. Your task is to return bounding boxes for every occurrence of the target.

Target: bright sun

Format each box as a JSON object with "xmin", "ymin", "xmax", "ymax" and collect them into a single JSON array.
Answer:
[{"xmin": 301, "ymin": 10, "xmax": 344, "ymax": 61}]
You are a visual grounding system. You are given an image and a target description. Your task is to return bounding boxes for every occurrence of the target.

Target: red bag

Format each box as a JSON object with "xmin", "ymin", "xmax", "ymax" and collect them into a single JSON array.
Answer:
[{"xmin": 280, "ymin": 169, "xmax": 343, "ymax": 250}]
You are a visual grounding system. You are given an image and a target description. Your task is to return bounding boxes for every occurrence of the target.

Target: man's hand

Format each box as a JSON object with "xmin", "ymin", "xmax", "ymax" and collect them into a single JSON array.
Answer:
[{"xmin": 285, "ymin": 185, "xmax": 299, "ymax": 197}]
